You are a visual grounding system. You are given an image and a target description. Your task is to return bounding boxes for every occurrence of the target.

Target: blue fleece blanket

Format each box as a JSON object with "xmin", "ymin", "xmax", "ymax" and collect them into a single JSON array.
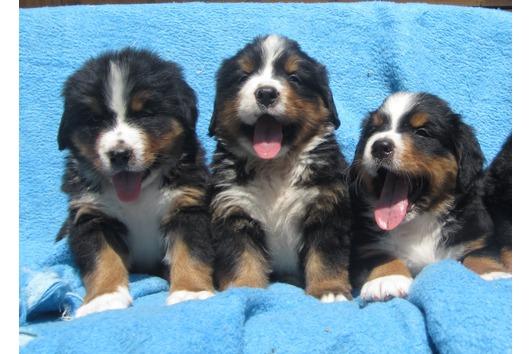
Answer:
[{"xmin": 19, "ymin": 2, "xmax": 512, "ymax": 353}]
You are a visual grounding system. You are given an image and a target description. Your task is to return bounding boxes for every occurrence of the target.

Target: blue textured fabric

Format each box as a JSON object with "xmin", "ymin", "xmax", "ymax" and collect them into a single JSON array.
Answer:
[{"xmin": 19, "ymin": 2, "xmax": 511, "ymax": 353}]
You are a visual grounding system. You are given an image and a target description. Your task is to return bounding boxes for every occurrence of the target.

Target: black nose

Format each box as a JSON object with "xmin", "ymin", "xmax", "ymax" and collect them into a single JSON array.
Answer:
[
  {"xmin": 372, "ymin": 139, "xmax": 395, "ymax": 159},
  {"xmin": 108, "ymin": 148, "xmax": 132, "ymax": 168},
  {"xmin": 255, "ymin": 86, "xmax": 279, "ymax": 107}
]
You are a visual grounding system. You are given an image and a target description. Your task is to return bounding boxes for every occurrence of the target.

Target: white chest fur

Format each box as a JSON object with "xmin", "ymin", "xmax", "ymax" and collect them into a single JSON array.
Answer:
[
  {"xmin": 375, "ymin": 213, "xmax": 465, "ymax": 275},
  {"xmin": 214, "ymin": 168, "xmax": 319, "ymax": 276},
  {"xmin": 78, "ymin": 177, "xmax": 181, "ymax": 270}
]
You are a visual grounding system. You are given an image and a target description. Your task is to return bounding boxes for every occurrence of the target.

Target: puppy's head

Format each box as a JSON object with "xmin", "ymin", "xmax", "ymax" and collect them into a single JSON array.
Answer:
[
  {"xmin": 58, "ymin": 48, "xmax": 198, "ymax": 202},
  {"xmin": 350, "ymin": 92, "xmax": 483, "ymax": 230},
  {"xmin": 209, "ymin": 34, "xmax": 338, "ymax": 160}
]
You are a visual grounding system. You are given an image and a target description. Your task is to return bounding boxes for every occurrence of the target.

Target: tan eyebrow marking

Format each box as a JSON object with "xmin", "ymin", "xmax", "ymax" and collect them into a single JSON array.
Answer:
[
  {"xmin": 238, "ymin": 56, "xmax": 255, "ymax": 74},
  {"xmin": 410, "ymin": 112, "xmax": 429, "ymax": 128},
  {"xmin": 130, "ymin": 90, "xmax": 152, "ymax": 113},
  {"xmin": 372, "ymin": 112, "xmax": 384, "ymax": 126},
  {"xmin": 284, "ymin": 54, "xmax": 301, "ymax": 74}
]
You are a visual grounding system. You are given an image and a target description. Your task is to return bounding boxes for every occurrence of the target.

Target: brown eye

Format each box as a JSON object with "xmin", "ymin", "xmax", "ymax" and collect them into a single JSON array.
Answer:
[
  {"xmin": 288, "ymin": 74, "xmax": 300, "ymax": 84},
  {"xmin": 239, "ymin": 74, "xmax": 249, "ymax": 84},
  {"xmin": 415, "ymin": 128, "xmax": 430, "ymax": 138}
]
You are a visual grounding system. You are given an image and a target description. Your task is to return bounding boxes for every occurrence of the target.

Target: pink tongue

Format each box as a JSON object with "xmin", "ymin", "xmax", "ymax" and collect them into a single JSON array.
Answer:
[
  {"xmin": 253, "ymin": 115, "xmax": 283, "ymax": 159},
  {"xmin": 374, "ymin": 172, "xmax": 409, "ymax": 231},
  {"xmin": 111, "ymin": 171, "xmax": 143, "ymax": 203}
]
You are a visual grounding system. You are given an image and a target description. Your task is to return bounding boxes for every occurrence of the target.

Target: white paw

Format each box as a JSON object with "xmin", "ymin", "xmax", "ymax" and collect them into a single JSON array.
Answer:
[
  {"xmin": 166, "ymin": 290, "xmax": 214, "ymax": 305},
  {"xmin": 75, "ymin": 286, "xmax": 132, "ymax": 318},
  {"xmin": 360, "ymin": 275, "xmax": 413, "ymax": 302},
  {"xmin": 320, "ymin": 292, "xmax": 349, "ymax": 303},
  {"xmin": 481, "ymin": 271, "xmax": 512, "ymax": 281}
]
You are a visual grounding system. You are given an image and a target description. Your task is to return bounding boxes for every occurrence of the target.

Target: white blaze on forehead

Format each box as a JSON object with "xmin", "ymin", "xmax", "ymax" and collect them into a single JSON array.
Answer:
[
  {"xmin": 107, "ymin": 61, "xmax": 128, "ymax": 119},
  {"xmin": 97, "ymin": 61, "xmax": 146, "ymax": 173},
  {"xmin": 362, "ymin": 92, "xmax": 417, "ymax": 175},
  {"xmin": 380, "ymin": 92, "xmax": 417, "ymax": 131},
  {"xmin": 237, "ymin": 35, "xmax": 288, "ymax": 124},
  {"xmin": 261, "ymin": 34, "xmax": 286, "ymax": 67}
]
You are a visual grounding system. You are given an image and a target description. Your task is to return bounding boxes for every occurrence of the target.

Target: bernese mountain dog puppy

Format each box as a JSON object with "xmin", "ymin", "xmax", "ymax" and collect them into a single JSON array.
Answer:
[
  {"xmin": 56, "ymin": 48, "xmax": 214, "ymax": 317},
  {"xmin": 348, "ymin": 92, "xmax": 511, "ymax": 302},
  {"xmin": 483, "ymin": 135, "xmax": 512, "ymax": 272},
  {"xmin": 208, "ymin": 35, "xmax": 352, "ymax": 302}
]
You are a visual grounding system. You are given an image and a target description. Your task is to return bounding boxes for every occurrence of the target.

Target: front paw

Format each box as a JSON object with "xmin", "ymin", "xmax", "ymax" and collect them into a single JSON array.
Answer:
[
  {"xmin": 166, "ymin": 290, "xmax": 214, "ymax": 305},
  {"xmin": 319, "ymin": 292, "xmax": 350, "ymax": 303},
  {"xmin": 76, "ymin": 286, "xmax": 132, "ymax": 318},
  {"xmin": 360, "ymin": 275, "xmax": 413, "ymax": 302},
  {"xmin": 306, "ymin": 286, "xmax": 353, "ymax": 303}
]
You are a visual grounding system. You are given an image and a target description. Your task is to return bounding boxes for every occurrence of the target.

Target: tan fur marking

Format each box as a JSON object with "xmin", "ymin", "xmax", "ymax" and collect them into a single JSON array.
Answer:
[
  {"xmin": 372, "ymin": 112, "xmax": 384, "ymax": 126},
  {"xmin": 462, "ymin": 255, "xmax": 506, "ymax": 275},
  {"xmin": 214, "ymin": 97, "xmax": 241, "ymax": 141},
  {"xmin": 130, "ymin": 90, "xmax": 152, "ymax": 113},
  {"xmin": 284, "ymin": 55, "xmax": 301, "ymax": 74},
  {"xmin": 305, "ymin": 249, "xmax": 352, "ymax": 299},
  {"xmin": 366, "ymin": 258, "xmax": 412, "ymax": 281},
  {"xmin": 500, "ymin": 247, "xmax": 512, "ymax": 272},
  {"xmin": 84, "ymin": 242, "xmax": 128, "ymax": 303},
  {"xmin": 143, "ymin": 120, "xmax": 183, "ymax": 164},
  {"xmin": 284, "ymin": 85, "xmax": 330, "ymax": 149},
  {"xmin": 174, "ymin": 187, "xmax": 205, "ymax": 210},
  {"xmin": 169, "ymin": 238, "xmax": 214, "ymax": 292},
  {"xmin": 401, "ymin": 136, "xmax": 458, "ymax": 185},
  {"xmin": 401, "ymin": 136, "xmax": 458, "ymax": 212},
  {"xmin": 410, "ymin": 112, "xmax": 429, "ymax": 128},
  {"xmin": 72, "ymin": 134, "xmax": 103, "ymax": 170},
  {"xmin": 161, "ymin": 187, "xmax": 207, "ymax": 229},
  {"xmin": 219, "ymin": 247, "xmax": 269, "ymax": 290},
  {"xmin": 463, "ymin": 238, "xmax": 487, "ymax": 255},
  {"xmin": 238, "ymin": 56, "xmax": 255, "ymax": 74}
]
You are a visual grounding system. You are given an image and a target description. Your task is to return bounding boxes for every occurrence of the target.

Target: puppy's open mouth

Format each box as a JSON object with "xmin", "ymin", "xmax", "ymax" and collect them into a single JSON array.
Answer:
[
  {"xmin": 240, "ymin": 114, "xmax": 297, "ymax": 159},
  {"xmin": 372, "ymin": 168, "xmax": 425, "ymax": 231},
  {"xmin": 250, "ymin": 114, "xmax": 283, "ymax": 159},
  {"xmin": 111, "ymin": 170, "xmax": 150, "ymax": 203}
]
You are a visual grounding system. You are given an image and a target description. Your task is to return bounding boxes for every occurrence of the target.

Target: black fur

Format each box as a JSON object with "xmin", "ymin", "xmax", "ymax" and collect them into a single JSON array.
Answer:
[
  {"xmin": 209, "ymin": 35, "xmax": 351, "ymax": 298},
  {"xmin": 57, "ymin": 48, "xmax": 213, "ymax": 286},
  {"xmin": 59, "ymin": 48, "xmax": 198, "ymax": 152},
  {"xmin": 483, "ymin": 135, "xmax": 512, "ymax": 249},
  {"xmin": 349, "ymin": 93, "xmax": 504, "ymax": 289},
  {"xmin": 208, "ymin": 35, "xmax": 339, "ymax": 137}
]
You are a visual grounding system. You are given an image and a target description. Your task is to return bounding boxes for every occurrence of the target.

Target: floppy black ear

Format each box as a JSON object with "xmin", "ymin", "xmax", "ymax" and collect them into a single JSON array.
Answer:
[
  {"xmin": 57, "ymin": 111, "xmax": 70, "ymax": 151},
  {"xmin": 319, "ymin": 66, "xmax": 340, "ymax": 129},
  {"xmin": 183, "ymin": 102, "xmax": 199, "ymax": 130},
  {"xmin": 208, "ymin": 97, "xmax": 218, "ymax": 137},
  {"xmin": 177, "ymin": 89, "xmax": 199, "ymax": 130},
  {"xmin": 325, "ymin": 86, "xmax": 340, "ymax": 129},
  {"xmin": 454, "ymin": 120, "xmax": 484, "ymax": 192}
]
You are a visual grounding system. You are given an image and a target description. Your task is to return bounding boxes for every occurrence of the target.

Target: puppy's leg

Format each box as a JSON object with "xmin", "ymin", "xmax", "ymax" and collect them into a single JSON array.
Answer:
[
  {"xmin": 462, "ymin": 248, "xmax": 511, "ymax": 280},
  {"xmin": 213, "ymin": 212, "xmax": 270, "ymax": 290},
  {"xmin": 165, "ymin": 234, "xmax": 215, "ymax": 305},
  {"xmin": 500, "ymin": 246, "xmax": 512, "ymax": 273},
  {"xmin": 303, "ymin": 246, "xmax": 352, "ymax": 303},
  {"xmin": 302, "ymin": 189, "xmax": 352, "ymax": 302},
  {"xmin": 162, "ymin": 187, "xmax": 215, "ymax": 305},
  {"xmin": 359, "ymin": 256, "xmax": 413, "ymax": 302},
  {"xmin": 69, "ymin": 212, "xmax": 131, "ymax": 318}
]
